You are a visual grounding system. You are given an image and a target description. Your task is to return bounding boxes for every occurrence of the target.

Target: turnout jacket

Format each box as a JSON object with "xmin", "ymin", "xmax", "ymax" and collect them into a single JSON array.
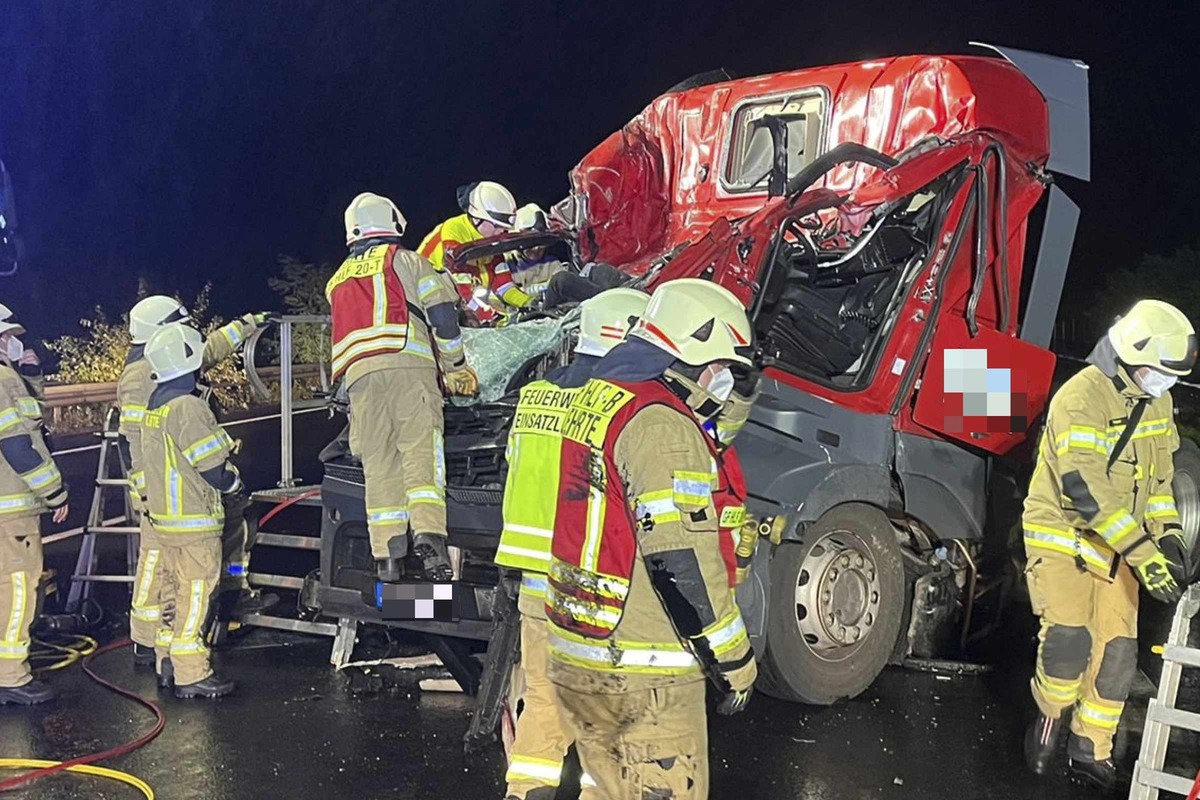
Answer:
[
  {"xmin": 0, "ymin": 363, "xmax": 65, "ymax": 518},
  {"xmin": 1023, "ymin": 356, "xmax": 1181, "ymax": 580}
]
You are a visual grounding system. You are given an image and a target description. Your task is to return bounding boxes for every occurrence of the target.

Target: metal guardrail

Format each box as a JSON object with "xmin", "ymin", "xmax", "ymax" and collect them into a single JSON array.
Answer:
[{"xmin": 41, "ymin": 365, "xmax": 322, "ymax": 409}]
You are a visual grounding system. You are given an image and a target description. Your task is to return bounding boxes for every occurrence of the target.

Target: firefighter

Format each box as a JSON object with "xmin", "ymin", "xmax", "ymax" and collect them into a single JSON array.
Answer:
[
  {"xmin": 503, "ymin": 203, "xmax": 567, "ymax": 304},
  {"xmin": 1023, "ymin": 299, "xmax": 1197, "ymax": 790},
  {"xmin": 120, "ymin": 296, "xmax": 275, "ymax": 668},
  {"xmin": 418, "ymin": 181, "xmax": 530, "ymax": 318},
  {"xmin": 495, "ymin": 287, "xmax": 650, "ymax": 800},
  {"xmin": 0, "ymin": 311, "xmax": 46, "ymax": 404},
  {"xmin": 546, "ymin": 278, "xmax": 758, "ymax": 798},
  {"xmin": 0, "ymin": 337, "xmax": 68, "ymax": 705},
  {"xmin": 328, "ymin": 192, "xmax": 478, "ymax": 583},
  {"xmin": 140, "ymin": 324, "xmax": 249, "ymax": 698}
]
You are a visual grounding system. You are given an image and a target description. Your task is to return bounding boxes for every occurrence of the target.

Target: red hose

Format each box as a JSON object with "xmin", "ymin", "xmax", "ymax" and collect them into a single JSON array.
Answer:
[
  {"xmin": 0, "ymin": 639, "xmax": 165, "ymax": 792},
  {"xmin": 258, "ymin": 487, "xmax": 321, "ymax": 527},
  {"xmin": 1187, "ymin": 768, "xmax": 1200, "ymax": 800}
]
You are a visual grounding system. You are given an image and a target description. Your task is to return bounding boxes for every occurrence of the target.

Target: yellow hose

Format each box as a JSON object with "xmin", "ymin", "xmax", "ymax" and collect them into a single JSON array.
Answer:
[
  {"xmin": 7, "ymin": 635, "xmax": 154, "ymax": 798},
  {"xmin": 0, "ymin": 759, "xmax": 153, "ymax": 799},
  {"xmin": 30, "ymin": 635, "xmax": 98, "ymax": 672}
]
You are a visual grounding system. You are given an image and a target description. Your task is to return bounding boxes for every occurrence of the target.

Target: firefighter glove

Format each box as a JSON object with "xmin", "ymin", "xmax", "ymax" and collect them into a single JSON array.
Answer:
[
  {"xmin": 1134, "ymin": 549, "xmax": 1183, "ymax": 604},
  {"xmin": 445, "ymin": 366, "xmax": 479, "ymax": 397},
  {"xmin": 1159, "ymin": 529, "xmax": 1192, "ymax": 586},
  {"xmin": 715, "ymin": 653, "xmax": 757, "ymax": 716},
  {"xmin": 413, "ymin": 532, "xmax": 454, "ymax": 582}
]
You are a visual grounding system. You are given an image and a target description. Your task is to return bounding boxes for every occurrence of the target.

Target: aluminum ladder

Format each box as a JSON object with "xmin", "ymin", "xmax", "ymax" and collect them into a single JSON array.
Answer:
[
  {"xmin": 232, "ymin": 486, "xmax": 359, "ymax": 668},
  {"xmin": 64, "ymin": 407, "xmax": 139, "ymax": 612},
  {"xmin": 1129, "ymin": 583, "xmax": 1200, "ymax": 799}
]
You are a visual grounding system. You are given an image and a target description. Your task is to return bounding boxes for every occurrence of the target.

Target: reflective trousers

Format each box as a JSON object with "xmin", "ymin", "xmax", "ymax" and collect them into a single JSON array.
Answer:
[
  {"xmin": 1026, "ymin": 555, "xmax": 1140, "ymax": 761},
  {"xmin": 132, "ymin": 511, "xmax": 248, "ymax": 647},
  {"xmin": 153, "ymin": 532, "xmax": 221, "ymax": 686},
  {"xmin": 556, "ymin": 670, "xmax": 708, "ymax": 800},
  {"xmin": 0, "ymin": 516, "xmax": 41, "ymax": 688},
  {"xmin": 129, "ymin": 516, "xmax": 163, "ymax": 647},
  {"xmin": 348, "ymin": 367, "xmax": 446, "ymax": 558},
  {"xmin": 506, "ymin": 614, "xmax": 573, "ymax": 798}
]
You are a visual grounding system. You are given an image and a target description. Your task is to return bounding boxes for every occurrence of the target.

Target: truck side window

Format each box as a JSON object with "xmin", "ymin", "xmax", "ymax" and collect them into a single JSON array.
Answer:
[{"xmin": 722, "ymin": 92, "xmax": 826, "ymax": 193}]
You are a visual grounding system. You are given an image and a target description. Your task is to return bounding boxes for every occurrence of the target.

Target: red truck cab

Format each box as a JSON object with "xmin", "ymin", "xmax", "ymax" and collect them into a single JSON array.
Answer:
[{"xmin": 555, "ymin": 46, "xmax": 1091, "ymax": 703}]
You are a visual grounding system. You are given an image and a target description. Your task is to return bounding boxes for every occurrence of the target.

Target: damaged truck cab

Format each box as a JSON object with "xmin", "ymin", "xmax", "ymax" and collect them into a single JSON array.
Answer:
[{"xmin": 559, "ymin": 46, "xmax": 1094, "ymax": 703}]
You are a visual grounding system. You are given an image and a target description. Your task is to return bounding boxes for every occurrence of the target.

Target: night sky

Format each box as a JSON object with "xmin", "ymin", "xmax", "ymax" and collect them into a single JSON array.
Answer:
[{"xmin": 1, "ymin": 1, "xmax": 1198, "ymax": 339}]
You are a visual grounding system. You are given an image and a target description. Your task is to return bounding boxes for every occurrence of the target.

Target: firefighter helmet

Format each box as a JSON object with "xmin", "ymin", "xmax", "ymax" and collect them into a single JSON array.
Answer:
[
  {"xmin": 129, "ymin": 295, "xmax": 189, "ymax": 345},
  {"xmin": 513, "ymin": 203, "xmax": 548, "ymax": 233},
  {"xmin": 630, "ymin": 279, "xmax": 753, "ymax": 366},
  {"xmin": 145, "ymin": 324, "xmax": 205, "ymax": 383},
  {"xmin": 1108, "ymin": 299, "xmax": 1197, "ymax": 376},
  {"xmin": 577, "ymin": 288, "xmax": 650, "ymax": 357},
  {"xmin": 344, "ymin": 192, "xmax": 407, "ymax": 245},
  {"xmin": 466, "ymin": 181, "xmax": 516, "ymax": 231}
]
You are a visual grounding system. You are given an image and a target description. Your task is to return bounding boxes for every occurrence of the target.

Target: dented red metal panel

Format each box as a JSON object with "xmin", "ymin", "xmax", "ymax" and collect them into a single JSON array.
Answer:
[{"xmin": 571, "ymin": 55, "xmax": 1049, "ymax": 270}]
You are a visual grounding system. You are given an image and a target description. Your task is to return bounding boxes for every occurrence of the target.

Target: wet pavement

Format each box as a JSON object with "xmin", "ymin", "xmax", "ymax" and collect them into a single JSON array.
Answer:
[{"xmin": 3, "ymin": 617, "xmax": 1198, "ymax": 800}]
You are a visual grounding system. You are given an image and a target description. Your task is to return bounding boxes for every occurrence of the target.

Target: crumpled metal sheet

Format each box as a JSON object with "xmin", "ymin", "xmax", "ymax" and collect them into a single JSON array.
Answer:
[{"xmin": 452, "ymin": 311, "xmax": 579, "ymax": 405}]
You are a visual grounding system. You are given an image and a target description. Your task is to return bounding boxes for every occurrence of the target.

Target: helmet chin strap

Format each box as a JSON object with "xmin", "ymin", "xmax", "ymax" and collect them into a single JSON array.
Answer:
[{"xmin": 663, "ymin": 367, "xmax": 723, "ymax": 422}]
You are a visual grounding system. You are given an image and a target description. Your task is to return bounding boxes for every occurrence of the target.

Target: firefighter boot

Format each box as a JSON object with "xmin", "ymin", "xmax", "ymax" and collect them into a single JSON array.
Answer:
[
  {"xmin": 412, "ymin": 533, "xmax": 453, "ymax": 581},
  {"xmin": 375, "ymin": 558, "xmax": 402, "ymax": 582},
  {"xmin": 1068, "ymin": 734, "xmax": 1117, "ymax": 792},
  {"xmin": 132, "ymin": 643, "xmax": 155, "ymax": 668},
  {"xmin": 157, "ymin": 657, "xmax": 175, "ymax": 689},
  {"xmin": 229, "ymin": 589, "xmax": 279, "ymax": 618},
  {"xmin": 175, "ymin": 672, "xmax": 236, "ymax": 699},
  {"xmin": 1024, "ymin": 712, "xmax": 1064, "ymax": 775},
  {"xmin": 0, "ymin": 680, "xmax": 56, "ymax": 705}
]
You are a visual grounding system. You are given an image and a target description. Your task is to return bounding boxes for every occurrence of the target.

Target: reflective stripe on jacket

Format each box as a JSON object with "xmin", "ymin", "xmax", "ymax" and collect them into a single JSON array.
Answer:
[
  {"xmin": 142, "ymin": 395, "xmax": 233, "ymax": 535},
  {"xmin": 1023, "ymin": 364, "xmax": 1180, "ymax": 579},
  {"xmin": 0, "ymin": 365, "xmax": 62, "ymax": 517}
]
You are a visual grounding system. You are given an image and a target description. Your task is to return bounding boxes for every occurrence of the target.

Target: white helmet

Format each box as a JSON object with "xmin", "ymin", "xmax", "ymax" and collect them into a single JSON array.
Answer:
[
  {"xmin": 513, "ymin": 203, "xmax": 548, "ymax": 233},
  {"xmin": 130, "ymin": 295, "xmax": 189, "ymax": 345},
  {"xmin": 0, "ymin": 303, "xmax": 12, "ymax": 321},
  {"xmin": 466, "ymin": 181, "xmax": 517, "ymax": 230},
  {"xmin": 630, "ymin": 279, "xmax": 753, "ymax": 366},
  {"xmin": 1108, "ymin": 299, "xmax": 1197, "ymax": 377},
  {"xmin": 0, "ymin": 303, "xmax": 23, "ymax": 336},
  {"xmin": 577, "ymin": 288, "xmax": 650, "ymax": 357},
  {"xmin": 345, "ymin": 192, "xmax": 407, "ymax": 245},
  {"xmin": 145, "ymin": 324, "xmax": 205, "ymax": 383}
]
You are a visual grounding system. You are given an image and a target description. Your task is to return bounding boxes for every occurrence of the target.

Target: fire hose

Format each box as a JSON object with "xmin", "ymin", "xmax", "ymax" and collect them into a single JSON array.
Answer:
[{"xmin": 0, "ymin": 639, "xmax": 163, "ymax": 798}]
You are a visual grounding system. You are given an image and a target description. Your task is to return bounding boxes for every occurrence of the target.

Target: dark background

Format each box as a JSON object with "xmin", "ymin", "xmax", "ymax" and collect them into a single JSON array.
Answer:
[{"xmin": 1, "ymin": 1, "xmax": 1198, "ymax": 338}]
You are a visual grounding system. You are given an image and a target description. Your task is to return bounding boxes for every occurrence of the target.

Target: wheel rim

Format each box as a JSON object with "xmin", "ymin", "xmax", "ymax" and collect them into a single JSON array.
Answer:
[
  {"xmin": 1174, "ymin": 468, "xmax": 1200, "ymax": 556},
  {"xmin": 793, "ymin": 529, "xmax": 883, "ymax": 662}
]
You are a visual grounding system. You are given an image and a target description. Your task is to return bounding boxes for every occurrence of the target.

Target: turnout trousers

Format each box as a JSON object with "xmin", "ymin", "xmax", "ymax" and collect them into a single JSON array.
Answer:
[
  {"xmin": 153, "ymin": 531, "xmax": 221, "ymax": 685},
  {"xmin": 1026, "ymin": 555, "xmax": 1139, "ymax": 761},
  {"xmin": 0, "ymin": 517, "xmax": 41, "ymax": 688},
  {"xmin": 347, "ymin": 367, "xmax": 446, "ymax": 559},
  {"xmin": 555, "ymin": 670, "xmax": 708, "ymax": 800},
  {"xmin": 506, "ymin": 611, "xmax": 575, "ymax": 798}
]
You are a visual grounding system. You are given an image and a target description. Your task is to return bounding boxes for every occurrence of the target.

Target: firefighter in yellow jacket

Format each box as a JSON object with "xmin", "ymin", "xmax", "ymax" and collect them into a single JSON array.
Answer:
[
  {"xmin": 546, "ymin": 279, "xmax": 758, "ymax": 798},
  {"xmin": 496, "ymin": 287, "xmax": 650, "ymax": 800},
  {"xmin": 418, "ymin": 181, "xmax": 532, "ymax": 317},
  {"xmin": 141, "ymin": 324, "xmax": 248, "ymax": 698},
  {"xmin": 0, "ymin": 343, "xmax": 68, "ymax": 705},
  {"xmin": 1023, "ymin": 299, "xmax": 1197, "ymax": 790},
  {"xmin": 120, "ymin": 295, "xmax": 274, "ymax": 669},
  {"xmin": 328, "ymin": 192, "xmax": 478, "ymax": 583}
]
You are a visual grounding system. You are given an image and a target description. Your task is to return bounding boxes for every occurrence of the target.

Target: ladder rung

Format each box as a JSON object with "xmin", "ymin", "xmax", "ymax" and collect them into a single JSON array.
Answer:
[
  {"xmin": 84, "ymin": 526, "xmax": 140, "ymax": 535},
  {"xmin": 255, "ymin": 533, "xmax": 321, "ymax": 550},
  {"xmin": 1134, "ymin": 765, "xmax": 1196, "ymax": 796},
  {"xmin": 1147, "ymin": 704, "xmax": 1200, "ymax": 733},
  {"xmin": 248, "ymin": 573, "xmax": 305, "ymax": 590},
  {"xmin": 70, "ymin": 575, "xmax": 136, "ymax": 584},
  {"xmin": 1162, "ymin": 645, "xmax": 1200, "ymax": 668},
  {"xmin": 96, "ymin": 478, "xmax": 130, "ymax": 487},
  {"xmin": 240, "ymin": 614, "xmax": 338, "ymax": 637}
]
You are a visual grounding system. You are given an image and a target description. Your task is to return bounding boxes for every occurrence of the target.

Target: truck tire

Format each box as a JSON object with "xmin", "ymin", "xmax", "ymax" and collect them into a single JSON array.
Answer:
[
  {"xmin": 758, "ymin": 503, "xmax": 906, "ymax": 705},
  {"xmin": 1173, "ymin": 438, "xmax": 1200, "ymax": 569}
]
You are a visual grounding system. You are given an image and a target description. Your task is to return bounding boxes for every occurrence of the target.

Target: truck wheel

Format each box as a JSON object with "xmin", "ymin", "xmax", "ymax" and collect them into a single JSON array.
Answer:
[
  {"xmin": 1173, "ymin": 438, "xmax": 1200, "ymax": 567},
  {"xmin": 758, "ymin": 503, "xmax": 906, "ymax": 705}
]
